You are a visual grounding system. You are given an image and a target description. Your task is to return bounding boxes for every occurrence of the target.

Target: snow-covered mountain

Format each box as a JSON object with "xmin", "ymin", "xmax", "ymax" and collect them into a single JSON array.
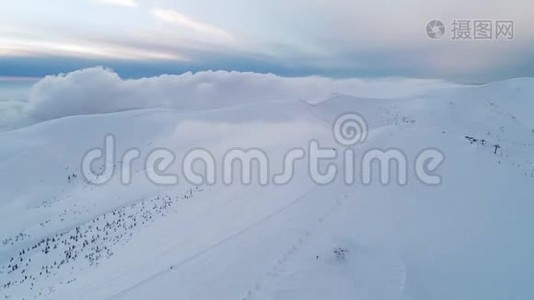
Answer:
[{"xmin": 1, "ymin": 77, "xmax": 534, "ymax": 300}]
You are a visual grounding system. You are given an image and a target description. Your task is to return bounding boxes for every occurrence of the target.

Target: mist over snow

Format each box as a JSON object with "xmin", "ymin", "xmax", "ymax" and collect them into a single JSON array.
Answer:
[
  {"xmin": 0, "ymin": 67, "xmax": 460, "ymax": 131},
  {"xmin": 1, "ymin": 68, "xmax": 534, "ymax": 300}
]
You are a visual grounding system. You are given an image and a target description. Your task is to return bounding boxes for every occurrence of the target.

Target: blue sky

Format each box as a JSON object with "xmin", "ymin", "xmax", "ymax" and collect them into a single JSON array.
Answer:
[{"xmin": 0, "ymin": 0, "xmax": 533, "ymax": 82}]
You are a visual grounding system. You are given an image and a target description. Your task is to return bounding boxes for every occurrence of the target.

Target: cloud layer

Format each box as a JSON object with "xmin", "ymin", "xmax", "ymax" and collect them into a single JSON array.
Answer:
[
  {"xmin": 0, "ymin": 67, "xmax": 458, "ymax": 131},
  {"xmin": 0, "ymin": 0, "xmax": 533, "ymax": 81}
]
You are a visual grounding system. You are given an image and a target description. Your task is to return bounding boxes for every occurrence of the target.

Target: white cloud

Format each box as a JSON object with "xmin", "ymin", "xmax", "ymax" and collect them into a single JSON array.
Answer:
[
  {"xmin": 0, "ymin": 35, "xmax": 187, "ymax": 60},
  {"xmin": 95, "ymin": 0, "xmax": 137, "ymax": 8},
  {"xmin": 0, "ymin": 99, "xmax": 32, "ymax": 131},
  {"xmin": 151, "ymin": 8, "xmax": 233, "ymax": 41},
  {"xmin": 16, "ymin": 67, "xmax": 456, "ymax": 127}
]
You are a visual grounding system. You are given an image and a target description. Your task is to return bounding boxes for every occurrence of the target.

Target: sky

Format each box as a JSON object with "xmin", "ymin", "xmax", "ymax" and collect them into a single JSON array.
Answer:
[{"xmin": 0, "ymin": 0, "xmax": 533, "ymax": 83}]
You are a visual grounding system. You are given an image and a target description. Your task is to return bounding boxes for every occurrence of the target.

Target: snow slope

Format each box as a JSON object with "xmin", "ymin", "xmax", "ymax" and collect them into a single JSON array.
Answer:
[{"xmin": 1, "ymin": 78, "xmax": 534, "ymax": 299}]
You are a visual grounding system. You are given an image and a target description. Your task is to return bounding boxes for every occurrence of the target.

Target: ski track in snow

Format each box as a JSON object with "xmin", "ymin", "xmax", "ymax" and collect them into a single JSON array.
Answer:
[
  {"xmin": 241, "ymin": 192, "xmax": 350, "ymax": 300},
  {"xmin": 107, "ymin": 186, "xmax": 331, "ymax": 299}
]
